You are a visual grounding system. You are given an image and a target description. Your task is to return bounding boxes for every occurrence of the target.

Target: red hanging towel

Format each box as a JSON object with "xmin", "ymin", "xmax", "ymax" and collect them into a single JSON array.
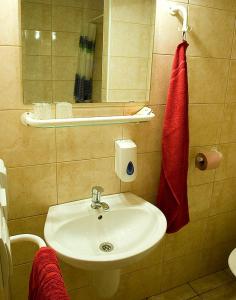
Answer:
[
  {"xmin": 28, "ymin": 247, "xmax": 70, "ymax": 300},
  {"xmin": 157, "ymin": 41, "xmax": 189, "ymax": 233}
]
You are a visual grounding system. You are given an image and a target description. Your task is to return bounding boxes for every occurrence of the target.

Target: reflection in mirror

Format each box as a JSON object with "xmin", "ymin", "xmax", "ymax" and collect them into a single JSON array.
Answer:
[
  {"xmin": 103, "ymin": 0, "xmax": 155, "ymax": 103},
  {"xmin": 21, "ymin": 0, "xmax": 156, "ymax": 104}
]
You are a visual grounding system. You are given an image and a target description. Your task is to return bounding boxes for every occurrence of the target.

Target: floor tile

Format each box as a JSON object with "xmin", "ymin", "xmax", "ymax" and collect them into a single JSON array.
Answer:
[
  {"xmin": 148, "ymin": 284, "xmax": 197, "ymax": 299},
  {"xmin": 189, "ymin": 269, "xmax": 233, "ymax": 294},
  {"xmin": 200, "ymin": 281, "xmax": 236, "ymax": 300}
]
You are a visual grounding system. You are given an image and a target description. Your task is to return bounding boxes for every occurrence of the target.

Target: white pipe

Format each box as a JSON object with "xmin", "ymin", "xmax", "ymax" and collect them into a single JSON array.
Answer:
[
  {"xmin": 0, "ymin": 188, "xmax": 7, "ymax": 220},
  {"xmin": 90, "ymin": 14, "xmax": 104, "ymax": 22},
  {"xmin": 10, "ymin": 234, "xmax": 46, "ymax": 248},
  {"xmin": 21, "ymin": 109, "xmax": 155, "ymax": 128}
]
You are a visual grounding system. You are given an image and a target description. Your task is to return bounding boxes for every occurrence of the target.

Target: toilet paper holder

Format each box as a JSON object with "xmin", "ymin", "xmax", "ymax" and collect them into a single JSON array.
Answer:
[{"xmin": 195, "ymin": 147, "xmax": 223, "ymax": 171}]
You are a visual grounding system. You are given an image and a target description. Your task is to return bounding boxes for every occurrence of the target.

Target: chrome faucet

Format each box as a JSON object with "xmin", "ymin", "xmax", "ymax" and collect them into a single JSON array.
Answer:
[{"xmin": 91, "ymin": 186, "xmax": 109, "ymax": 210}]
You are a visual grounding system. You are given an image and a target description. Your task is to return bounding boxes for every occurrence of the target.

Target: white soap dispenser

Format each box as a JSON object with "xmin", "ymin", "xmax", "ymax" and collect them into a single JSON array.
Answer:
[{"xmin": 115, "ymin": 140, "xmax": 137, "ymax": 182}]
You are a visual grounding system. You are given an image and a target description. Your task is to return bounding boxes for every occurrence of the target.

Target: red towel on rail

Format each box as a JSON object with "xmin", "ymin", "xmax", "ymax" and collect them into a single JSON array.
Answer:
[
  {"xmin": 157, "ymin": 41, "xmax": 189, "ymax": 233},
  {"xmin": 28, "ymin": 247, "xmax": 70, "ymax": 300}
]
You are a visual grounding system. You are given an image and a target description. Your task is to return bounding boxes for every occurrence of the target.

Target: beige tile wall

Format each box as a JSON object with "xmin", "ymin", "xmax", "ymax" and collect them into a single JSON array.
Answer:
[
  {"xmin": 21, "ymin": 0, "xmax": 103, "ymax": 104},
  {"xmin": 1, "ymin": 0, "xmax": 236, "ymax": 299}
]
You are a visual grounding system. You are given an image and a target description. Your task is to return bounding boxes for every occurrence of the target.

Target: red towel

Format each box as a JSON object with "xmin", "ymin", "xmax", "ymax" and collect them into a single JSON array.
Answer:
[
  {"xmin": 157, "ymin": 41, "xmax": 189, "ymax": 233},
  {"xmin": 28, "ymin": 247, "xmax": 70, "ymax": 300}
]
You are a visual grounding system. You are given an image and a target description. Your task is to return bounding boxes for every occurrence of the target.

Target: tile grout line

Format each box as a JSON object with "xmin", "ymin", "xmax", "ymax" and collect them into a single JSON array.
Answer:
[
  {"xmin": 188, "ymin": 268, "xmax": 234, "ymax": 295},
  {"xmin": 6, "ymin": 151, "xmax": 163, "ymax": 169},
  {"xmin": 217, "ymin": 15, "xmax": 236, "ymax": 146},
  {"xmin": 187, "ymin": 2, "xmax": 236, "ymax": 13},
  {"xmin": 149, "ymin": 268, "xmax": 234, "ymax": 299},
  {"xmin": 51, "ymin": 0, "xmax": 57, "ymax": 206},
  {"xmin": 206, "ymin": 15, "xmax": 236, "ymax": 230},
  {"xmin": 187, "ymin": 282, "xmax": 199, "ymax": 297}
]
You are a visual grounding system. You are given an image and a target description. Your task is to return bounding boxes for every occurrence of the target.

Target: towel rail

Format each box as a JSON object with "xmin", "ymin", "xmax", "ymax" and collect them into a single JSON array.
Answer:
[{"xmin": 10, "ymin": 234, "xmax": 46, "ymax": 248}]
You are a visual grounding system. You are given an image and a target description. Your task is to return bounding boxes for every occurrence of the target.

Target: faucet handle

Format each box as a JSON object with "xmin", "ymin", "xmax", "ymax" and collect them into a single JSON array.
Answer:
[
  {"xmin": 92, "ymin": 186, "xmax": 104, "ymax": 194},
  {"xmin": 91, "ymin": 186, "xmax": 104, "ymax": 208}
]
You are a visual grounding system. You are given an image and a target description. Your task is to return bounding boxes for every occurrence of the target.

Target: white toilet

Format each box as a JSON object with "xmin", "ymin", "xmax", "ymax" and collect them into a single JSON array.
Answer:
[
  {"xmin": 229, "ymin": 249, "xmax": 236, "ymax": 276},
  {"xmin": 0, "ymin": 159, "xmax": 46, "ymax": 300}
]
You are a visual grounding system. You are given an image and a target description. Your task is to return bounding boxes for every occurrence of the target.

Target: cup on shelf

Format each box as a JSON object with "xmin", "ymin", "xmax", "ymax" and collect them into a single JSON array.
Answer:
[
  {"xmin": 33, "ymin": 103, "xmax": 52, "ymax": 120},
  {"xmin": 56, "ymin": 102, "xmax": 73, "ymax": 119}
]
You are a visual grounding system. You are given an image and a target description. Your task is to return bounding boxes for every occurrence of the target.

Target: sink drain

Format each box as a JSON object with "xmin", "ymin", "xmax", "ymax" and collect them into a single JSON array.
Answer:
[{"xmin": 99, "ymin": 242, "xmax": 114, "ymax": 252}]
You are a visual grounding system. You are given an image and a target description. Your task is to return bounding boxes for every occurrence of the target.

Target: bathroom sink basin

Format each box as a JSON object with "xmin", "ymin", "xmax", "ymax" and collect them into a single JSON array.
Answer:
[{"xmin": 44, "ymin": 193, "xmax": 167, "ymax": 271}]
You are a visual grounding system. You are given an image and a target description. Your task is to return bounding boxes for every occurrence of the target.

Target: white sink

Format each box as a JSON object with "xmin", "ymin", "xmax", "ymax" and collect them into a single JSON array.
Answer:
[{"xmin": 44, "ymin": 192, "xmax": 167, "ymax": 271}]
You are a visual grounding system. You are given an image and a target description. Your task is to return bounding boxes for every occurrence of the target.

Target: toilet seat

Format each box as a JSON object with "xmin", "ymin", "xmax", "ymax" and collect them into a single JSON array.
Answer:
[{"xmin": 228, "ymin": 248, "xmax": 236, "ymax": 276}]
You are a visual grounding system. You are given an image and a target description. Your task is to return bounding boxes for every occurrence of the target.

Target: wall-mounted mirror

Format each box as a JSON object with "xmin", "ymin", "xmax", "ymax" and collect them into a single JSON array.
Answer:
[{"xmin": 21, "ymin": 0, "xmax": 156, "ymax": 104}]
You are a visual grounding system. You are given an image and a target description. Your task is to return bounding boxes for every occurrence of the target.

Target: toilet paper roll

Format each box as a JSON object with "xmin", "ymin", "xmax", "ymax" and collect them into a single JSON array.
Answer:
[{"xmin": 195, "ymin": 150, "xmax": 223, "ymax": 171}]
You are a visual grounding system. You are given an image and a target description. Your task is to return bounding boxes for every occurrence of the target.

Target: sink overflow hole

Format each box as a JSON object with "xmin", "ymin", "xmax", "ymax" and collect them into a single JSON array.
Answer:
[
  {"xmin": 99, "ymin": 242, "xmax": 114, "ymax": 252},
  {"xmin": 98, "ymin": 215, "xmax": 103, "ymax": 220}
]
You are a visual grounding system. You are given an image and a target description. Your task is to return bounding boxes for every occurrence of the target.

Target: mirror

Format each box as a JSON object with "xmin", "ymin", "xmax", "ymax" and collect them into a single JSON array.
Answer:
[{"xmin": 21, "ymin": 0, "xmax": 156, "ymax": 104}]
